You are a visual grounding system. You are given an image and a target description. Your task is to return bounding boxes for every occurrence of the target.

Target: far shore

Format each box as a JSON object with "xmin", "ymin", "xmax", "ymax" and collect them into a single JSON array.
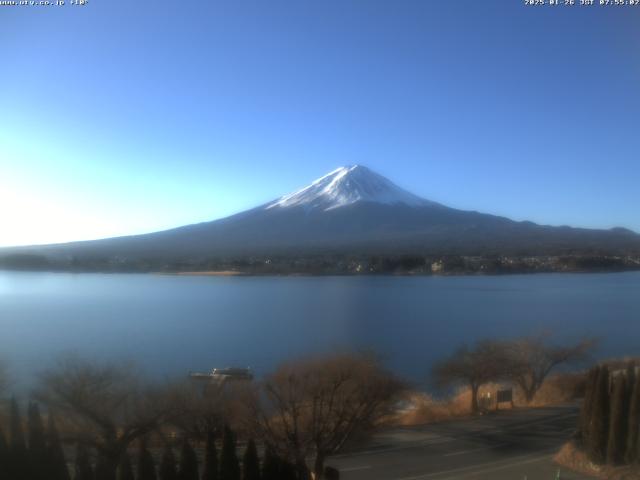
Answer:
[
  {"xmin": 159, "ymin": 270, "xmax": 247, "ymax": 276},
  {"xmin": 2, "ymin": 267, "xmax": 640, "ymax": 277}
]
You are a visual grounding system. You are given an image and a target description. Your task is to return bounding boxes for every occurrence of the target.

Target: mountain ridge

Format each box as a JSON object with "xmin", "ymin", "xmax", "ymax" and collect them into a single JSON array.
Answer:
[{"xmin": 1, "ymin": 166, "xmax": 639, "ymax": 272}]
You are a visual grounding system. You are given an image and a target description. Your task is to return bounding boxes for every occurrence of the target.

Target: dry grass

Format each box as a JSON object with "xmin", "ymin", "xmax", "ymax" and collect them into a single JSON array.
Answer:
[
  {"xmin": 394, "ymin": 391, "xmax": 466, "ymax": 425},
  {"xmin": 394, "ymin": 373, "xmax": 586, "ymax": 426},
  {"xmin": 395, "ymin": 383, "xmax": 505, "ymax": 425},
  {"xmin": 514, "ymin": 372, "xmax": 587, "ymax": 407},
  {"xmin": 554, "ymin": 442, "xmax": 640, "ymax": 480}
]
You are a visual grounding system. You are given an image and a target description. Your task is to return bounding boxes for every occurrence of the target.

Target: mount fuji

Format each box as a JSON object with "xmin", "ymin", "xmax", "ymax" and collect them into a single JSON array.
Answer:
[
  {"xmin": 264, "ymin": 165, "xmax": 436, "ymax": 211},
  {"xmin": 2, "ymin": 165, "xmax": 639, "ymax": 269}
]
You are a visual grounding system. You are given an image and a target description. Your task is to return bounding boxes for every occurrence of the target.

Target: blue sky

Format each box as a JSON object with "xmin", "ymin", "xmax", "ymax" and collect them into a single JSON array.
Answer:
[{"xmin": 1, "ymin": 0, "xmax": 639, "ymax": 247}]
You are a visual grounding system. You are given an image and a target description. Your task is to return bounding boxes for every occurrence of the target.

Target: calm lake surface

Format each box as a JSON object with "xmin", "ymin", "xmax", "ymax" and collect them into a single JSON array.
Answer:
[{"xmin": 1, "ymin": 271, "xmax": 639, "ymax": 388}]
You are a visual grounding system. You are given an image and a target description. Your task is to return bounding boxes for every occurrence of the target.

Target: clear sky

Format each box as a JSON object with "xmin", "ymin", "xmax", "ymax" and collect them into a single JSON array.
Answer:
[{"xmin": 1, "ymin": 0, "xmax": 639, "ymax": 247}]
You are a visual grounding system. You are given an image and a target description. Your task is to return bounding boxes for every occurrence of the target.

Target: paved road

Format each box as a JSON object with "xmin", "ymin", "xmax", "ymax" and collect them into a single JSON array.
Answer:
[{"xmin": 328, "ymin": 405, "xmax": 591, "ymax": 480}]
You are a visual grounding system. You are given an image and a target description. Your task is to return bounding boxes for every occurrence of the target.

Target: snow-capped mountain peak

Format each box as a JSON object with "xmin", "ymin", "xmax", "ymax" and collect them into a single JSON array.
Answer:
[{"xmin": 265, "ymin": 165, "xmax": 435, "ymax": 211}]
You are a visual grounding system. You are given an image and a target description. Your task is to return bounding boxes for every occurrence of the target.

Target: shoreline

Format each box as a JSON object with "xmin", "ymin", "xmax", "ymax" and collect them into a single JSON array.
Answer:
[
  {"xmin": 2, "ymin": 268, "xmax": 639, "ymax": 277},
  {"xmin": 160, "ymin": 270, "xmax": 247, "ymax": 276}
]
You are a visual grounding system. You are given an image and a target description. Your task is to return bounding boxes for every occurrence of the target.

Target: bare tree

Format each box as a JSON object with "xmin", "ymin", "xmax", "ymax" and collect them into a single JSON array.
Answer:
[
  {"xmin": 251, "ymin": 353, "xmax": 404, "ymax": 480},
  {"xmin": 503, "ymin": 334, "xmax": 595, "ymax": 403},
  {"xmin": 432, "ymin": 340, "xmax": 509, "ymax": 414},
  {"xmin": 35, "ymin": 356, "xmax": 171, "ymax": 480},
  {"xmin": 165, "ymin": 378, "xmax": 256, "ymax": 441}
]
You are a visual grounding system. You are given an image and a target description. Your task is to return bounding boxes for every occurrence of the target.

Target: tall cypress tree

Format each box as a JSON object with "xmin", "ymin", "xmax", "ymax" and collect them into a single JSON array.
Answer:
[
  {"xmin": 627, "ymin": 372, "xmax": 640, "ymax": 463},
  {"xmin": 607, "ymin": 375, "xmax": 627, "ymax": 465},
  {"xmin": 117, "ymin": 452, "xmax": 135, "ymax": 480},
  {"xmin": 219, "ymin": 427, "xmax": 239, "ymax": 480},
  {"xmin": 75, "ymin": 444, "xmax": 95, "ymax": 480},
  {"xmin": 95, "ymin": 454, "xmax": 113, "ymax": 480},
  {"xmin": 178, "ymin": 438, "xmax": 199, "ymax": 480},
  {"xmin": 324, "ymin": 466, "xmax": 340, "ymax": 480},
  {"xmin": 47, "ymin": 414, "xmax": 71, "ymax": 480},
  {"xmin": 137, "ymin": 438, "xmax": 157, "ymax": 480},
  {"xmin": 9, "ymin": 397, "xmax": 29, "ymax": 480},
  {"xmin": 580, "ymin": 367, "xmax": 599, "ymax": 445},
  {"xmin": 159, "ymin": 445, "xmax": 178, "ymax": 480},
  {"xmin": 28, "ymin": 402, "xmax": 48, "ymax": 480},
  {"xmin": 201, "ymin": 432, "xmax": 218, "ymax": 480},
  {"xmin": 242, "ymin": 439, "xmax": 260, "ymax": 480},
  {"xmin": 260, "ymin": 446, "xmax": 279, "ymax": 480},
  {"xmin": 626, "ymin": 362, "xmax": 636, "ymax": 399},
  {"xmin": 587, "ymin": 365, "xmax": 610, "ymax": 464},
  {"xmin": 0, "ymin": 427, "xmax": 8, "ymax": 480},
  {"xmin": 278, "ymin": 458, "xmax": 297, "ymax": 480}
]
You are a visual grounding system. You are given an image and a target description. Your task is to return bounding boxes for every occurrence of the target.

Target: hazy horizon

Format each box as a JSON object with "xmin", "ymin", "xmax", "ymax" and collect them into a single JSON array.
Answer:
[{"xmin": 3, "ymin": 1, "xmax": 640, "ymax": 247}]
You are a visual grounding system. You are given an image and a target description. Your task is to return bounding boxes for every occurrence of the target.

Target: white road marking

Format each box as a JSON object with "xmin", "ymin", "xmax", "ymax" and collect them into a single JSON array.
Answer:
[
  {"xmin": 342, "ymin": 413, "xmax": 576, "ymax": 459},
  {"xmin": 442, "ymin": 454, "xmax": 551, "ymax": 479},
  {"xmin": 394, "ymin": 452, "xmax": 552, "ymax": 480},
  {"xmin": 442, "ymin": 443, "xmax": 509, "ymax": 457},
  {"xmin": 333, "ymin": 436, "xmax": 455, "ymax": 458},
  {"xmin": 340, "ymin": 465, "xmax": 372, "ymax": 472}
]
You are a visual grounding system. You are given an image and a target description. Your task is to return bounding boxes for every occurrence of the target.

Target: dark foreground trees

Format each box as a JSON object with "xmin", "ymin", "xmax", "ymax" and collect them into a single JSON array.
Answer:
[
  {"xmin": 242, "ymin": 438, "xmax": 260, "ymax": 480},
  {"xmin": 36, "ymin": 356, "xmax": 172, "ymax": 480},
  {"xmin": 219, "ymin": 426, "xmax": 240, "ymax": 480},
  {"xmin": 47, "ymin": 414, "xmax": 71, "ymax": 480},
  {"xmin": 178, "ymin": 438, "xmax": 199, "ymax": 480},
  {"xmin": 9, "ymin": 397, "xmax": 28, "ymax": 480},
  {"xmin": 252, "ymin": 352, "xmax": 404, "ymax": 479},
  {"xmin": 159, "ymin": 445, "xmax": 178, "ymax": 480},
  {"xmin": 579, "ymin": 362, "xmax": 640, "ymax": 467},
  {"xmin": 74, "ymin": 444, "xmax": 94, "ymax": 480},
  {"xmin": 137, "ymin": 439, "xmax": 157, "ymax": 480},
  {"xmin": 201, "ymin": 432, "xmax": 218, "ymax": 480},
  {"xmin": 606, "ymin": 375, "xmax": 627, "ymax": 465},
  {"xmin": 625, "ymin": 370, "xmax": 640, "ymax": 463},
  {"xmin": 586, "ymin": 365, "xmax": 610, "ymax": 463}
]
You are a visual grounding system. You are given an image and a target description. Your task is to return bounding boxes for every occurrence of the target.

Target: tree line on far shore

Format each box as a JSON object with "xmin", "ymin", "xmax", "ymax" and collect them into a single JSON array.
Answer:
[{"xmin": 2, "ymin": 252, "xmax": 638, "ymax": 276}]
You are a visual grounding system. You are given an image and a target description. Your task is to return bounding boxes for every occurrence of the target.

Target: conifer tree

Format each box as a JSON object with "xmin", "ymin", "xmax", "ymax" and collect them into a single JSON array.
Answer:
[
  {"xmin": 117, "ymin": 452, "xmax": 135, "ymax": 480},
  {"xmin": 324, "ymin": 466, "xmax": 340, "ymax": 480},
  {"xmin": 219, "ymin": 427, "xmax": 240, "ymax": 480},
  {"xmin": 75, "ymin": 444, "xmax": 95, "ymax": 480},
  {"xmin": 201, "ymin": 432, "xmax": 218, "ymax": 480},
  {"xmin": 579, "ymin": 367, "xmax": 599, "ymax": 444},
  {"xmin": 607, "ymin": 375, "xmax": 627, "ymax": 464},
  {"xmin": 137, "ymin": 438, "xmax": 157, "ymax": 480},
  {"xmin": 0, "ymin": 427, "xmax": 8, "ymax": 480},
  {"xmin": 278, "ymin": 458, "xmax": 297, "ymax": 480},
  {"xmin": 159, "ymin": 445, "xmax": 178, "ymax": 480},
  {"xmin": 9, "ymin": 397, "xmax": 29, "ymax": 480},
  {"xmin": 626, "ymin": 372, "xmax": 640, "ymax": 463},
  {"xmin": 178, "ymin": 438, "xmax": 199, "ymax": 480},
  {"xmin": 47, "ymin": 414, "xmax": 71, "ymax": 480},
  {"xmin": 242, "ymin": 439, "xmax": 260, "ymax": 480},
  {"xmin": 96, "ymin": 454, "xmax": 114, "ymax": 480},
  {"xmin": 28, "ymin": 402, "xmax": 48, "ymax": 479},
  {"xmin": 587, "ymin": 365, "xmax": 610, "ymax": 464},
  {"xmin": 626, "ymin": 362, "xmax": 636, "ymax": 399},
  {"xmin": 260, "ymin": 446, "xmax": 279, "ymax": 480}
]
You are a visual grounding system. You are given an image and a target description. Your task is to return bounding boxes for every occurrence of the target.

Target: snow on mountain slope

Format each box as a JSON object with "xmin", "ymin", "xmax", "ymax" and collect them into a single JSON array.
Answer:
[{"xmin": 265, "ymin": 165, "xmax": 437, "ymax": 211}]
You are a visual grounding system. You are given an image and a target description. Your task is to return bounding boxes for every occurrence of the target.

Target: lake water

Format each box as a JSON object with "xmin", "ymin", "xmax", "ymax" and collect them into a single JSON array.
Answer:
[{"xmin": 1, "ymin": 271, "xmax": 639, "ymax": 389}]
